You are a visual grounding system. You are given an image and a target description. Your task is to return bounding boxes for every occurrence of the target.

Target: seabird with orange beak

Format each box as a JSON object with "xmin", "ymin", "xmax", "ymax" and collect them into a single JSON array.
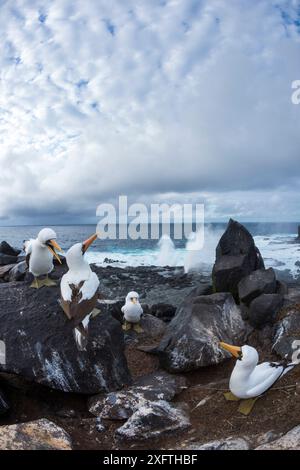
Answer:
[
  {"xmin": 60, "ymin": 234, "xmax": 100, "ymax": 351},
  {"xmin": 220, "ymin": 342, "xmax": 295, "ymax": 414},
  {"xmin": 25, "ymin": 228, "xmax": 62, "ymax": 288}
]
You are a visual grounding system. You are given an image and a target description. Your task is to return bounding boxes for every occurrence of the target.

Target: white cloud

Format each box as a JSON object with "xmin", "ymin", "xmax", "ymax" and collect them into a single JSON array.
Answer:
[{"xmin": 0, "ymin": 0, "xmax": 300, "ymax": 223}]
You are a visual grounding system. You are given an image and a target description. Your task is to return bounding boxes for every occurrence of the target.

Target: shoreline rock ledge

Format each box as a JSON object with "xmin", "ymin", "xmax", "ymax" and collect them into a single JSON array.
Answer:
[{"xmin": 0, "ymin": 282, "xmax": 131, "ymax": 394}]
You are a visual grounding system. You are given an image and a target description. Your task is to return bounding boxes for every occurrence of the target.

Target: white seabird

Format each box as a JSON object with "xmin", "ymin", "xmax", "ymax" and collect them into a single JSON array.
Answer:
[
  {"xmin": 121, "ymin": 291, "xmax": 143, "ymax": 333},
  {"xmin": 220, "ymin": 342, "xmax": 295, "ymax": 414},
  {"xmin": 60, "ymin": 234, "xmax": 99, "ymax": 351},
  {"xmin": 25, "ymin": 228, "xmax": 62, "ymax": 288}
]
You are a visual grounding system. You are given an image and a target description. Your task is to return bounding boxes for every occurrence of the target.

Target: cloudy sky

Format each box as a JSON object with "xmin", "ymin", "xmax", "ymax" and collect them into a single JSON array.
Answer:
[{"xmin": 0, "ymin": 0, "xmax": 300, "ymax": 225}]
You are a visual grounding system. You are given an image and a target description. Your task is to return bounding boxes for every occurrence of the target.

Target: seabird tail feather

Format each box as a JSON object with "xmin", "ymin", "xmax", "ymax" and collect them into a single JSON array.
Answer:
[{"xmin": 74, "ymin": 326, "xmax": 88, "ymax": 351}]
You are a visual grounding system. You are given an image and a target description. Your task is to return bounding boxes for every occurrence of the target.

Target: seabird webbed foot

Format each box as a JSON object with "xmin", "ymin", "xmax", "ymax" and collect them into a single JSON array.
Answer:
[
  {"xmin": 41, "ymin": 275, "xmax": 57, "ymax": 287},
  {"xmin": 133, "ymin": 323, "xmax": 144, "ymax": 334},
  {"xmin": 122, "ymin": 320, "xmax": 132, "ymax": 331},
  {"xmin": 238, "ymin": 397, "xmax": 259, "ymax": 415},
  {"xmin": 30, "ymin": 277, "xmax": 44, "ymax": 289},
  {"xmin": 223, "ymin": 391, "xmax": 240, "ymax": 401}
]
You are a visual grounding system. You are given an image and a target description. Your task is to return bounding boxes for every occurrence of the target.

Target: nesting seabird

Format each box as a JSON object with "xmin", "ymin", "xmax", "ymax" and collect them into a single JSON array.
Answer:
[
  {"xmin": 60, "ymin": 234, "xmax": 99, "ymax": 351},
  {"xmin": 220, "ymin": 342, "xmax": 295, "ymax": 414}
]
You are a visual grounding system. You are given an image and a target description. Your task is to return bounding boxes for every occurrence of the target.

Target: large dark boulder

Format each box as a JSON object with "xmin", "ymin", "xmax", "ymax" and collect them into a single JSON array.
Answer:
[
  {"xmin": 0, "ymin": 241, "xmax": 21, "ymax": 257},
  {"xmin": 0, "ymin": 254, "xmax": 18, "ymax": 266},
  {"xmin": 248, "ymin": 293, "xmax": 283, "ymax": 328},
  {"xmin": 115, "ymin": 401, "xmax": 190, "ymax": 441},
  {"xmin": 238, "ymin": 268, "xmax": 277, "ymax": 306},
  {"xmin": 212, "ymin": 219, "xmax": 264, "ymax": 300},
  {"xmin": 89, "ymin": 371, "xmax": 187, "ymax": 419},
  {"xmin": 154, "ymin": 290, "xmax": 246, "ymax": 372},
  {"xmin": 0, "ymin": 282, "xmax": 131, "ymax": 393}
]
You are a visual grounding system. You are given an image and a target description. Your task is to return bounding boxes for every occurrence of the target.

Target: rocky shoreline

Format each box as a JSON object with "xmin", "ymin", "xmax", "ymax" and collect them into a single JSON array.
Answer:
[{"xmin": 0, "ymin": 220, "xmax": 300, "ymax": 450}]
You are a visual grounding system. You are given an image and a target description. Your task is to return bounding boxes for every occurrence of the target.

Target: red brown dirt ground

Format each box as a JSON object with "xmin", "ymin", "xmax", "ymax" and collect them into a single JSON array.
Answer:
[{"xmin": 1, "ymin": 329, "xmax": 300, "ymax": 450}]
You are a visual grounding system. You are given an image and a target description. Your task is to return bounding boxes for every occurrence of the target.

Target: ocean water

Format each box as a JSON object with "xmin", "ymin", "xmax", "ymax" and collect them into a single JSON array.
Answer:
[{"xmin": 0, "ymin": 223, "xmax": 299, "ymax": 277}]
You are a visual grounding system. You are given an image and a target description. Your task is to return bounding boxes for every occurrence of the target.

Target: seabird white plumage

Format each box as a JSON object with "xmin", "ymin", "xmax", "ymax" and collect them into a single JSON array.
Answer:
[
  {"xmin": 121, "ymin": 291, "xmax": 143, "ymax": 333},
  {"xmin": 60, "ymin": 234, "xmax": 99, "ymax": 351},
  {"xmin": 25, "ymin": 228, "xmax": 62, "ymax": 288},
  {"xmin": 220, "ymin": 342, "xmax": 295, "ymax": 414}
]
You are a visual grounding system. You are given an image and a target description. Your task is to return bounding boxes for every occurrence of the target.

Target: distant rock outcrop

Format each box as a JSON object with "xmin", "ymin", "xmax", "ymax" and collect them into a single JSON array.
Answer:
[
  {"xmin": 212, "ymin": 219, "xmax": 264, "ymax": 300},
  {"xmin": 0, "ymin": 282, "xmax": 131, "ymax": 393}
]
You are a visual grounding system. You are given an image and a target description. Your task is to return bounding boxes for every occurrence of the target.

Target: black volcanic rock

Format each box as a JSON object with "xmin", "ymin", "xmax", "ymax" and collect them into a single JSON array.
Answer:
[
  {"xmin": 0, "ymin": 253, "xmax": 18, "ymax": 266},
  {"xmin": 154, "ymin": 291, "xmax": 246, "ymax": 372},
  {"xmin": 248, "ymin": 293, "xmax": 283, "ymax": 328},
  {"xmin": 0, "ymin": 241, "xmax": 21, "ymax": 257},
  {"xmin": 115, "ymin": 401, "xmax": 190, "ymax": 441},
  {"xmin": 238, "ymin": 268, "xmax": 277, "ymax": 306},
  {"xmin": 0, "ymin": 282, "xmax": 131, "ymax": 393},
  {"xmin": 212, "ymin": 219, "xmax": 264, "ymax": 300},
  {"xmin": 89, "ymin": 371, "xmax": 187, "ymax": 420},
  {"xmin": 150, "ymin": 303, "xmax": 176, "ymax": 322}
]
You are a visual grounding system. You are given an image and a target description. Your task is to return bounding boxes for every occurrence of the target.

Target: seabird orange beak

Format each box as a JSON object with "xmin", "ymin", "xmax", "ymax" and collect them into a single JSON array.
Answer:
[
  {"xmin": 47, "ymin": 239, "xmax": 62, "ymax": 264},
  {"xmin": 82, "ymin": 233, "xmax": 97, "ymax": 254},
  {"xmin": 219, "ymin": 342, "xmax": 242, "ymax": 358}
]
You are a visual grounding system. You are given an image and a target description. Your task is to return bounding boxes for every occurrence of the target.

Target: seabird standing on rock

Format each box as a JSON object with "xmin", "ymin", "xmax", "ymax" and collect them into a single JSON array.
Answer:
[
  {"xmin": 60, "ymin": 234, "xmax": 100, "ymax": 351},
  {"xmin": 121, "ymin": 291, "xmax": 143, "ymax": 333},
  {"xmin": 220, "ymin": 342, "xmax": 295, "ymax": 415},
  {"xmin": 25, "ymin": 228, "xmax": 62, "ymax": 288}
]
